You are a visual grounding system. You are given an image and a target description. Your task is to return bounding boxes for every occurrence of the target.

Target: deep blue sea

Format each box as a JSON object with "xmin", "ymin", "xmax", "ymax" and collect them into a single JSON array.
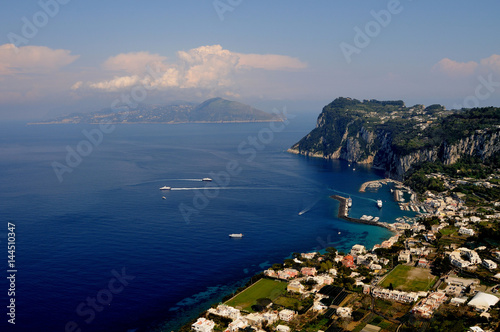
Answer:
[{"xmin": 0, "ymin": 114, "xmax": 416, "ymax": 331}]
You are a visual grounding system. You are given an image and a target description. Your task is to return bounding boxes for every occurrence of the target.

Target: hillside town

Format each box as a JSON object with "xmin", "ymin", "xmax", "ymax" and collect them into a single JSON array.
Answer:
[{"xmin": 182, "ymin": 167, "xmax": 500, "ymax": 332}]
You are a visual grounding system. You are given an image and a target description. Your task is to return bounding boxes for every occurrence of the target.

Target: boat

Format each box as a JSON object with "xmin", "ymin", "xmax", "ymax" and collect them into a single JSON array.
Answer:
[
  {"xmin": 202, "ymin": 178, "xmax": 212, "ymax": 182},
  {"xmin": 348, "ymin": 197, "xmax": 352, "ymax": 208},
  {"xmin": 160, "ymin": 186, "xmax": 171, "ymax": 190},
  {"xmin": 377, "ymin": 200, "xmax": 383, "ymax": 208},
  {"xmin": 162, "ymin": 196, "xmax": 166, "ymax": 200},
  {"xmin": 229, "ymin": 233, "xmax": 243, "ymax": 238}
]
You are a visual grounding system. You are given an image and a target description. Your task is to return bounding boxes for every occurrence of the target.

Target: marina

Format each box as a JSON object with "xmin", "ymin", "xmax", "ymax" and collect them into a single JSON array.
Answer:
[{"xmin": 330, "ymin": 195, "xmax": 392, "ymax": 230}]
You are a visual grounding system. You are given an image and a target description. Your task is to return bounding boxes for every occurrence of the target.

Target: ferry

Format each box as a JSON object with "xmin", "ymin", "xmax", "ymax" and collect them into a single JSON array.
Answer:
[
  {"xmin": 229, "ymin": 233, "xmax": 243, "ymax": 238},
  {"xmin": 377, "ymin": 200, "xmax": 383, "ymax": 208},
  {"xmin": 348, "ymin": 197, "xmax": 352, "ymax": 208},
  {"xmin": 160, "ymin": 186, "xmax": 171, "ymax": 190},
  {"xmin": 202, "ymin": 178, "xmax": 213, "ymax": 182}
]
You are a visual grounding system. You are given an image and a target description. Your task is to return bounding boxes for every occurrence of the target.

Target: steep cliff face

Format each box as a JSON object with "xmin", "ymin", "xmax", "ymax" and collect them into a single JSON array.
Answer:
[{"xmin": 289, "ymin": 98, "xmax": 500, "ymax": 180}]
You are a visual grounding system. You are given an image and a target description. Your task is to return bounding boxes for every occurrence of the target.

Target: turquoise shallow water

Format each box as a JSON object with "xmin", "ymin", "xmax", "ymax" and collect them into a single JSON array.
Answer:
[{"xmin": 0, "ymin": 116, "xmax": 416, "ymax": 331}]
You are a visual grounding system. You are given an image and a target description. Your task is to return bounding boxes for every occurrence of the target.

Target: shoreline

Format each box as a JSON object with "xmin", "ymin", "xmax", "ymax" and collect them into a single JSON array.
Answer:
[{"xmin": 27, "ymin": 119, "xmax": 283, "ymax": 125}]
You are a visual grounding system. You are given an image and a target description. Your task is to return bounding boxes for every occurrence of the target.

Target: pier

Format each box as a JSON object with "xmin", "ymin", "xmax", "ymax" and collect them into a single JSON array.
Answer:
[
  {"xmin": 359, "ymin": 179, "xmax": 403, "ymax": 192},
  {"xmin": 330, "ymin": 195, "xmax": 392, "ymax": 231}
]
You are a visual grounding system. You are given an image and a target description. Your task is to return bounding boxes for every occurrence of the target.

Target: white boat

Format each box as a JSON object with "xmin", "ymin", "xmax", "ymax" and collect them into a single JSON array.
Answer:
[
  {"xmin": 377, "ymin": 200, "xmax": 383, "ymax": 208},
  {"xmin": 160, "ymin": 186, "xmax": 171, "ymax": 190},
  {"xmin": 229, "ymin": 233, "xmax": 243, "ymax": 238},
  {"xmin": 202, "ymin": 178, "xmax": 212, "ymax": 182},
  {"xmin": 162, "ymin": 196, "xmax": 166, "ymax": 200},
  {"xmin": 348, "ymin": 197, "xmax": 352, "ymax": 208}
]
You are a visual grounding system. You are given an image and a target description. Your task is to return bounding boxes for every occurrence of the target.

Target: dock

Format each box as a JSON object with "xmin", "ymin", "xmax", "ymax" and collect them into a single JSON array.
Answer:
[{"xmin": 330, "ymin": 195, "xmax": 392, "ymax": 231}]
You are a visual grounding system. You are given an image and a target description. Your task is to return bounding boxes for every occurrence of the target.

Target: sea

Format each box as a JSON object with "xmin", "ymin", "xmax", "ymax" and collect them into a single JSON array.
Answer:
[{"xmin": 0, "ymin": 113, "xmax": 417, "ymax": 331}]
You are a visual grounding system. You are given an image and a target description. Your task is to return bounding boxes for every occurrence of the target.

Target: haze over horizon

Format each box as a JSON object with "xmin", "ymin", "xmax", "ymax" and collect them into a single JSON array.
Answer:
[{"xmin": 1, "ymin": 0, "xmax": 500, "ymax": 121}]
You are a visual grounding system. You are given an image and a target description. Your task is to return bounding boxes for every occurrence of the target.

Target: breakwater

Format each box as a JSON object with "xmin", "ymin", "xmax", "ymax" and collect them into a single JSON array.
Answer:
[{"xmin": 330, "ymin": 195, "xmax": 392, "ymax": 230}]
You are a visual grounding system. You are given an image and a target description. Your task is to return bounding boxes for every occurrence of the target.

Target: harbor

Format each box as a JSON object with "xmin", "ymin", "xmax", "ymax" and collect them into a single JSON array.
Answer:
[{"xmin": 330, "ymin": 195, "xmax": 392, "ymax": 230}]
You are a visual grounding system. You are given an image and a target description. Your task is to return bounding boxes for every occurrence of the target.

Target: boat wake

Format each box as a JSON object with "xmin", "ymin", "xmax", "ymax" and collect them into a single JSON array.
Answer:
[
  {"xmin": 298, "ymin": 197, "xmax": 321, "ymax": 215},
  {"xmin": 170, "ymin": 187, "xmax": 280, "ymax": 191}
]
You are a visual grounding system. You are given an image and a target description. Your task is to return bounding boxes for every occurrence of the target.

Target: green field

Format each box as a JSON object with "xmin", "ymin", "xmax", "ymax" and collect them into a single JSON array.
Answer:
[
  {"xmin": 380, "ymin": 265, "xmax": 437, "ymax": 292},
  {"xmin": 225, "ymin": 278, "xmax": 287, "ymax": 312}
]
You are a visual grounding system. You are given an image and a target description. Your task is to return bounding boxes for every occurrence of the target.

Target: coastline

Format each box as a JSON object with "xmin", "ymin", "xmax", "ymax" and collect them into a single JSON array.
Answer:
[{"xmin": 27, "ymin": 119, "xmax": 284, "ymax": 125}]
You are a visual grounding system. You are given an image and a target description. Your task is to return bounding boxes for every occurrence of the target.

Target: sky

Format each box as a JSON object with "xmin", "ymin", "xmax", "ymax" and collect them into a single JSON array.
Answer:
[{"xmin": 1, "ymin": 0, "xmax": 500, "ymax": 120}]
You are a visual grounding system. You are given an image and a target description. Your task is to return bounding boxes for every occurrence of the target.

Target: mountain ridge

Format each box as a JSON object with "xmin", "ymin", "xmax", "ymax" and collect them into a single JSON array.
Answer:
[{"xmin": 29, "ymin": 97, "xmax": 280, "ymax": 124}]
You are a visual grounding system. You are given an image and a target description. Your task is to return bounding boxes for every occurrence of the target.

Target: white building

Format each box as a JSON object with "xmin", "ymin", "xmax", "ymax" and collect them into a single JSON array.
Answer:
[
  {"xmin": 207, "ymin": 304, "xmax": 240, "ymax": 320},
  {"xmin": 351, "ymin": 244, "xmax": 366, "ymax": 256},
  {"xmin": 279, "ymin": 309, "xmax": 296, "ymax": 322},
  {"xmin": 276, "ymin": 325, "xmax": 291, "ymax": 332},
  {"xmin": 459, "ymin": 227, "xmax": 475, "ymax": 236},
  {"xmin": 336, "ymin": 307, "xmax": 352, "ymax": 318},
  {"xmin": 191, "ymin": 318, "xmax": 215, "ymax": 332},
  {"xmin": 483, "ymin": 259, "xmax": 498, "ymax": 270},
  {"xmin": 398, "ymin": 250, "xmax": 411, "ymax": 263},
  {"xmin": 468, "ymin": 292, "xmax": 500, "ymax": 312}
]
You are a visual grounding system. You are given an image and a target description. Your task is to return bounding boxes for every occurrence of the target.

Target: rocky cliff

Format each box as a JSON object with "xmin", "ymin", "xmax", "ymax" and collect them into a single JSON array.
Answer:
[{"xmin": 289, "ymin": 98, "xmax": 500, "ymax": 180}]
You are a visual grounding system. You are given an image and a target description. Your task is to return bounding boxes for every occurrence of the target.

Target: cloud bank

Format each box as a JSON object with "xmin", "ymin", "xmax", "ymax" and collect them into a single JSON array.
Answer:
[
  {"xmin": 72, "ymin": 45, "xmax": 308, "ymax": 93},
  {"xmin": 0, "ymin": 44, "xmax": 79, "ymax": 76}
]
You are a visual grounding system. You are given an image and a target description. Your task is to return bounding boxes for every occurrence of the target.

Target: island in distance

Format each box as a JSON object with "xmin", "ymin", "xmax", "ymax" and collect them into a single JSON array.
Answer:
[{"xmin": 30, "ymin": 97, "xmax": 282, "ymax": 124}]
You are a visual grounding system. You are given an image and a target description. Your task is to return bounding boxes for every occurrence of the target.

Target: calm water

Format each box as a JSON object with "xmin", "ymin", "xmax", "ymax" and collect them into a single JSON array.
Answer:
[{"xmin": 0, "ymin": 115, "xmax": 415, "ymax": 331}]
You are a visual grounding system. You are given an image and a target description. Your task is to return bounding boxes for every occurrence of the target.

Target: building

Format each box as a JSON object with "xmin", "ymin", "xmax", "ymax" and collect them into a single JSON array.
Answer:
[
  {"xmin": 276, "ymin": 325, "xmax": 291, "ymax": 332},
  {"xmin": 207, "ymin": 304, "xmax": 240, "ymax": 320},
  {"xmin": 482, "ymin": 259, "xmax": 498, "ymax": 270},
  {"xmin": 301, "ymin": 267, "xmax": 317, "ymax": 276},
  {"xmin": 287, "ymin": 281, "xmax": 305, "ymax": 293},
  {"xmin": 459, "ymin": 227, "xmax": 475, "ymax": 236},
  {"xmin": 301, "ymin": 252, "xmax": 317, "ymax": 260},
  {"xmin": 351, "ymin": 244, "xmax": 366, "ymax": 256},
  {"xmin": 262, "ymin": 312, "xmax": 278, "ymax": 324},
  {"xmin": 336, "ymin": 307, "xmax": 352, "ymax": 318},
  {"xmin": 342, "ymin": 255, "xmax": 355, "ymax": 268},
  {"xmin": 264, "ymin": 269, "xmax": 277, "ymax": 278},
  {"xmin": 191, "ymin": 318, "xmax": 215, "ymax": 332},
  {"xmin": 398, "ymin": 250, "xmax": 411, "ymax": 263},
  {"xmin": 468, "ymin": 292, "xmax": 500, "ymax": 312},
  {"xmin": 246, "ymin": 313, "xmax": 264, "ymax": 327},
  {"xmin": 278, "ymin": 268, "xmax": 298, "ymax": 280},
  {"xmin": 279, "ymin": 309, "xmax": 295, "ymax": 322},
  {"xmin": 417, "ymin": 258, "xmax": 429, "ymax": 268}
]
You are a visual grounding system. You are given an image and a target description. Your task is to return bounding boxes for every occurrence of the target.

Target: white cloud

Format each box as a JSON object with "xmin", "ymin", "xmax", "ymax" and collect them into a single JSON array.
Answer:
[
  {"xmin": 236, "ymin": 53, "xmax": 307, "ymax": 71},
  {"xmin": 480, "ymin": 54, "xmax": 500, "ymax": 73},
  {"xmin": 102, "ymin": 51, "xmax": 167, "ymax": 74},
  {"xmin": 74, "ymin": 45, "xmax": 307, "ymax": 93},
  {"xmin": 433, "ymin": 54, "xmax": 500, "ymax": 77},
  {"xmin": 432, "ymin": 58, "xmax": 478, "ymax": 77},
  {"xmin": 0, "ymin": 44, "xmax": 79, "ymax": 76}
]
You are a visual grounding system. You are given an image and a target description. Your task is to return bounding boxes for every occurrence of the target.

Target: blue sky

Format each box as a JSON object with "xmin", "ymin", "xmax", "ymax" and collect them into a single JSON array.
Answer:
[{"xmin": 1, "ymin": 0, "xmax": 499, "ymax": 120}]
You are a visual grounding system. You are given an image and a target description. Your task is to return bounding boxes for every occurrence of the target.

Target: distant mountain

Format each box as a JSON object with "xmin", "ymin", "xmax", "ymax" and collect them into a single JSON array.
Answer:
[
  {"xmin": 30, "ymin": 98, "xmax": 280, "ymax": 124},
  {"xmin": 189, "ymin": 97, "xmax": 276, "ymax": 122}
]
